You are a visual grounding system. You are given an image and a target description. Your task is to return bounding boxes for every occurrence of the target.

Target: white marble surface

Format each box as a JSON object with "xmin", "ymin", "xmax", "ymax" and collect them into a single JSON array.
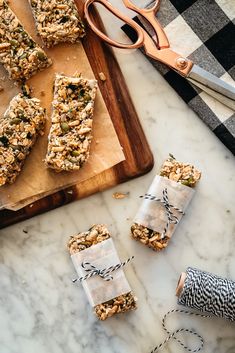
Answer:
[{"xmin": 0, "ymin": 1, "xmax": 235, "ymax": 353}]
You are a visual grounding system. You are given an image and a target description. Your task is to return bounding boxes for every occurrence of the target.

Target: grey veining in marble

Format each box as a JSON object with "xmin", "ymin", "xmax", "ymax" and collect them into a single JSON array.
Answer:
[{"xmin": 0, "ymin": 1, "xmax": 235, "ymax": 353}]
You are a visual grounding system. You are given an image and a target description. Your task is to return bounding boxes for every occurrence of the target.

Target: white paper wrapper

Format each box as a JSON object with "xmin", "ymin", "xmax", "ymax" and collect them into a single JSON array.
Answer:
[
  {"xmin": 134, "ymin": 176, "xmax": 195, "ymax": 237},
  {"xmin": 71, "ymin": 238, "xmax": 131, "ymax": 306}
]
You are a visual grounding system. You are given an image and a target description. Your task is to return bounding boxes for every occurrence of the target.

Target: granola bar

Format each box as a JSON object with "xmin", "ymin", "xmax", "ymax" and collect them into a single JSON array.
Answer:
[
  {"xmin": 29, "ymin": 0, "xmax": 85, "ymax": 47},
  {"xmin": 0, "ymin": 92, "xmax": 46, "ymax": 186},
  {"xmin": 0, "ymin": 0, "xmax": 52, "ymax": 82},
  {"xmin": 67, "ymin": 224, "xmax": 137, "ymax": 320},
  {"xmin": 45, "ymin": 74, "xmax": 97, "ymax": 172},
  {"xmin": 131, "ymin": 155, "xmax": 201, "ymax": 251}
]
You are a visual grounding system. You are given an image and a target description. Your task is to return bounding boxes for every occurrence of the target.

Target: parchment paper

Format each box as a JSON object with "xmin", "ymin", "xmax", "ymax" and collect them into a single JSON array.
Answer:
[
  {"xmin": 0, "ymin": 0, "xmax": 125, "ymax": 210},
  {"xmin": 134, "ymin": 176, "xmax": 195, "ymax": 238},
  {"xmin": 71, "ymin": 239, "xmax": 131, "ymax": 306}
]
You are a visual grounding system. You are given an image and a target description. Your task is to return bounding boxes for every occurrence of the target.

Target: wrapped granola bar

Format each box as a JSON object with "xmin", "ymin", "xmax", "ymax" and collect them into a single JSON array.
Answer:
[
  {"xmin": 45, "ymin": 74, "xmax": 97, "ymax": 172},
  {"xmin": 67, "ymin": 224, "xmax": 137, "ymax": 320},
  {"xmin": 29, "ymin": 0, "xmax": 85, "ymax": 47},
  {"xmin": 0, "ymin": 0, "xmax": 52, "ymax": 82},
  {"xmin": 0, "ymin": 92, "xmax": 46, "ymax": 186},
  {"xmin": 131, "ymin": 155, "xmax": 201, "ymax": 251}
]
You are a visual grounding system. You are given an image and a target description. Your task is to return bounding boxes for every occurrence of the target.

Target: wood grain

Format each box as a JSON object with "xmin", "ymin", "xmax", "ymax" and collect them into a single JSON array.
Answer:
[{"xmin": 0, "ymin": 2, "xmax": 154, "ymax": 229}]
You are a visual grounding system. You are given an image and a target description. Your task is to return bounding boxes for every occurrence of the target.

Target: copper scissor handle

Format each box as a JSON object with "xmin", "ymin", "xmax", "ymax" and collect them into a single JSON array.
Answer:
[
  {"xmin": 84, "ymin": 0, "xmax": 193, "ymax": 76},
  {"xmin": 122, "ymin": 0, "xmax": 169, "ymax": 49},
  {"xmin": 84, "ymin": 0, "xmax": 144, "ymax": 49}
]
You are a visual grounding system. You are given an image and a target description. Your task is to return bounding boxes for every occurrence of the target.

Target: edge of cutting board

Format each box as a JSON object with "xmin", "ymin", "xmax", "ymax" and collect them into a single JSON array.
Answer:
[{"xmin": 0, "ymin": 3, "xmax": 154, "ymax": 229}]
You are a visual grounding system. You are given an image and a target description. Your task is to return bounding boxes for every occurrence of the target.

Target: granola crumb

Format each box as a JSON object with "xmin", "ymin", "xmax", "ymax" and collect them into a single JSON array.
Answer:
[
  {"xmin": 112, "ymin": 192, "xmax": 129, "ymax": 199},
  {"xmin": 98, "ymin": 72, "xmax": 106, "ymax": 81}
]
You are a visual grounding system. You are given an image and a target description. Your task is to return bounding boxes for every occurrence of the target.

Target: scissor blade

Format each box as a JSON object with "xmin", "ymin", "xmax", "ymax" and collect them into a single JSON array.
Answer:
[
  {"xmin": 187, "ymin": 78, "xmax": 235, "ymax": 110},
  {"xmin": 187, "ymin": 64, "xmax": 235, "ymax": 105}
]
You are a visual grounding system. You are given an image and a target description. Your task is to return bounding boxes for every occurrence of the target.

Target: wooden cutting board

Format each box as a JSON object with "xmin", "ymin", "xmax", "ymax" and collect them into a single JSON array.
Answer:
[{"xmin": 0, "ymin": 2, "xmax": 154, "ymax": 229}]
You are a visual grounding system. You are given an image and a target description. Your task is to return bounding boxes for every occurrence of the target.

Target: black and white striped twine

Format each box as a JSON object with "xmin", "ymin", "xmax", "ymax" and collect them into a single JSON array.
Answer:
[
  {"xmin": 150, "ymin": 309, "xmax": 210, "ymax": 353},
  {"xmin": 150, "ymin": 267, "xmax": 235, "ymax": 352},
  {"xmin": 178, "ymin": 267, "xmax": 235, "ymax": 322},
  {"xmin": 140, "ymin": 188, "xmax": 184, "ymax": 238},
  {"xmin": 72, "ymin": 255, "xmax": 134, "ymax": 283}
]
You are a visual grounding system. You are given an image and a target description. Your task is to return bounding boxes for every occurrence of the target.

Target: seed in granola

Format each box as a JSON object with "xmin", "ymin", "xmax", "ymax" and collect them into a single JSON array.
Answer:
[
  {"xmin": 60, "ymin": 122, "xmax": 70, "ymax": 133},
  {"xmin": 36, "ymin": 50, "xmax": 46, "ymax": 61},
  {"xmin": 10, "ymin": 117, "xmax": 21, "ymax": 125},
  {"xmin": 10, "ymin": 39, "xmax": 18, "ymax": 47},
  {"xmin": 71, "ymin": 150, "xmax": 81, "ymax": 157}
]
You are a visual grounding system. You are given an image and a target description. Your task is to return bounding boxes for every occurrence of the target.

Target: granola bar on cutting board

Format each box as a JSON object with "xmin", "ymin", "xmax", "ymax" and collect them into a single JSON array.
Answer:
[
  {"xmin": 29, "ymin": 0, "xmax": 85, "ymax": 47},
  {"xmin": 0, "ymin": 0, "xmax": 52, "ymax": 82},
  {"xmin": 0, "ymin": 0, "xmax": 125, "ymax": 210},
  {"xmin": 0, "ymin": 93, "xmax": 46, "ymax": 186},
  {"xmin": 45, "ymin": 74, "xmax": 97, "ymax": 171}
]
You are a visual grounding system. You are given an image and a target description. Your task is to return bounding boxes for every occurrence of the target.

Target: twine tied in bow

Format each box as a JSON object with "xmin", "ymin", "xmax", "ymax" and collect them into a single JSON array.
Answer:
[
  {"xmin": 140, "ymin": 188, "xmax": 185, "ymax": 239},
  {"xmin": 72, "ymin": 256, "xmax": 134, "ymax": 283}
]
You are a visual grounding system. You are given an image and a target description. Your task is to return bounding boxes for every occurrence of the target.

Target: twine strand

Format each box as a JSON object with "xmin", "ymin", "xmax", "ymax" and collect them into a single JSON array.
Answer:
[
  {"xmin": 140, "ymin": 188, "xmax": 184, "ymax": 238},
  {"xmin": 72, "ymin": 256, "xmax": 134, "ymax": 283},
  {"xmin": 151, "ymin": 268, "xmax": 235, "ymax": 352},
  {"xmin": 150, "ymin": 309, "xmax": 210, "ymax": 353},
  {"xmin": 178, "ymin": 267, "xmax": 235, "ymax": 322}
]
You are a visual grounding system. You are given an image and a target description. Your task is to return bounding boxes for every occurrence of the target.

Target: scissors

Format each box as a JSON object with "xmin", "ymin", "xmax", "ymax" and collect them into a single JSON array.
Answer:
[{"xmin": 84, "ymin": 0, "xmax": 235, "ymax": 110}]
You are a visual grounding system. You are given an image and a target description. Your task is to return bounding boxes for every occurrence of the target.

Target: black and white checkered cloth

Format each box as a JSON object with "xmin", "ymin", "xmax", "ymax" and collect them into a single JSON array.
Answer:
[{"xmin": 122, "ymin": 0, "xmax": 235, "ymax": 155}]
